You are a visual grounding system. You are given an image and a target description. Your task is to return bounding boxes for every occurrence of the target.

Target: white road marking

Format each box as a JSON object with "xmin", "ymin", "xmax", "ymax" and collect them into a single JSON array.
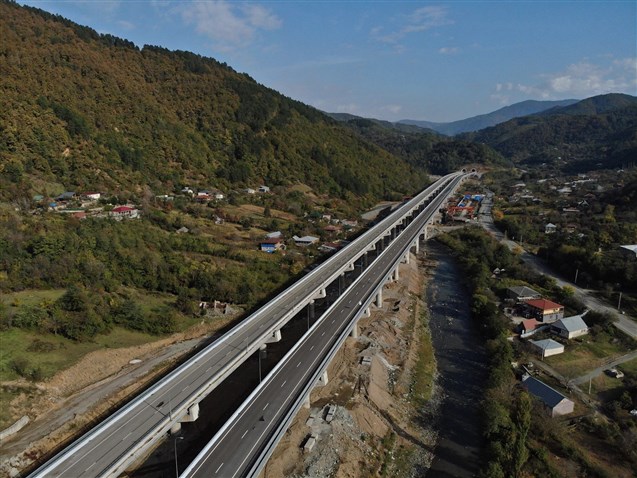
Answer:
[
  {"xmin": 241, "ymin": 429, "xmax": 249, "ymax": 439},
  {"xmin": 310, "ymin": 345, "xmax": 314, "ymax": 351},
  {"xmin": 263, "ymin": 403, "xmax": 269, "ymax": 410},
  {"xmin": 215, "ymin": 463, "xmax": 224, "ymax": 474},
  {"xmin": 297, "ymin": 361, "xmax": 302, "ymax": 368},
  {"xmin": 281, "ymin": 380, "xmax": 287, "ymax": 388}
]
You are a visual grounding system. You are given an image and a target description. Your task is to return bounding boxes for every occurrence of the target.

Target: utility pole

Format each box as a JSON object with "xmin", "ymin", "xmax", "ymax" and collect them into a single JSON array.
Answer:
[{"xmin": 574, "ymin": 268, "xmax": 579, "ymax": 284}]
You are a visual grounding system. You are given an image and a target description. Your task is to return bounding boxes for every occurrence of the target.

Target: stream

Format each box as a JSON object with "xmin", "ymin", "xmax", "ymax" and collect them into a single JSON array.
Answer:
[{"xmin": 425, "ymin": 242, "xmax": 488, "ymax": 478}]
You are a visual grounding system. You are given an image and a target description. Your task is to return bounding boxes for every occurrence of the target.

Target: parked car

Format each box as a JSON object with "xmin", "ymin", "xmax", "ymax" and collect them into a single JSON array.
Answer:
[{"xmin": 606, "ymin": 368, "xmax": 624, "ymax": 379}]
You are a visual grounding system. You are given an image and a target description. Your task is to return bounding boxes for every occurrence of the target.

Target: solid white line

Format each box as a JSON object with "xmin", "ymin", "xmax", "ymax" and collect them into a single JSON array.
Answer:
[
  {"xmin": 241, "ymin": 429, "xmax": 249, "ymax": 439},
  {"xmin": 215, "ymin": 463, "xmax": 224, "ymax": 474},
  {"xmin": 281, "ymin": 380, "xmax": 287, "ymax": 388},
  {"xmin": 263, "ymin": 403, "xmax": 269, "ymax": 411}
]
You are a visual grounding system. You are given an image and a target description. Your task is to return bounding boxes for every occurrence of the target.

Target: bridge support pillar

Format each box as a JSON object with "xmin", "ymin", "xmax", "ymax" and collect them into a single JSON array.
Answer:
[
  {"xmin": 365, "ymin": 307, "xmax": 371, "ymax": 317},
  {"xmin": 308, "ymin": 300, "xmax": 315, "ymax": 321},
  {"xmin": 260, "ymin": 343, "xmax": 267, "ymax": 357},
  {"xmin": 350, "ymin": 322, "xmax": 359, "ymax": 338},
  {"xmin": 414, "ymin": 240, "xmax": 419, "ymax": 254},
  {"xmin": 170, "ymin": 422, "xmax": 182, "ymax": 435},
  {"xmin": 403, "ymin": 252, "xmax": 410, "ymax": 264},
  {"xmin": 393, "ymin": 266, "xmax": 400, "ymax": 281},
  {"xmin": 318, "ymin": 370, "xmax": 329, "ymax": 387},
  {"xmin": 303, "ymin": 396, "xmax": 311, "ymax": 409},
  {"xmin": 265, "ymin": 329, "xmax": 282, "ymax": 343},
  {"xmin": 344, "ymin": 262, "xmax": 355, "ymax": 272},
  {"xmin": 315, "ymin": 288, "xmax": 327, "ymax": 299},
  {"xmin": 180, "ymin": 402, "xmax": 200, "ymax": 423},
  {"xmin": 375, "ymin": 289, "xmax": 383, "ymax": 308}
]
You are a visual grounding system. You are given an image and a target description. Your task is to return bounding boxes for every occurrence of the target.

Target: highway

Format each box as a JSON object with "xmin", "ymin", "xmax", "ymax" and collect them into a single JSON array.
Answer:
[
  {"xmin": 182, "ymin": 173, "xmax": 465, "ymax": 478},
  {"xmin": 28, "ymin": 173, "xmax": 460, "ymax": 478}
]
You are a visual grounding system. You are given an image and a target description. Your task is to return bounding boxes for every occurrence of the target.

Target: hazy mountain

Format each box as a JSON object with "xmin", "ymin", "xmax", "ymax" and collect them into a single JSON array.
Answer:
[
  {"xmin": 463, "ymin": 94, "xmax": 637, "ymax": 172},
  {"xmin": 399, "ymin": 99, "xmax": 579, "ymax": 135},
  {"xmin": 328, "ymin": 113, "xmax": 509, "ymax": 175},
  {"xmin": 0, "ymin": 1, "xmax": 428, "ymax": 202}
]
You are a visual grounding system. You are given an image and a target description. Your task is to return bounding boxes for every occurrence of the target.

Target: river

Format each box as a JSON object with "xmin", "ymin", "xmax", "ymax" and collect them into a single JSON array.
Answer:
[{"xmin": 425, "ymin": 242, "xmax": 488, "ymax": 478}]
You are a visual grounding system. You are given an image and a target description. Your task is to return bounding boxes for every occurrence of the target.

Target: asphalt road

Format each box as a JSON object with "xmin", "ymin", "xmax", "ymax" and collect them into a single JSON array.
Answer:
[
  {"xmin": 29, "ymin": 175, "xmax": 460, "ymax": 478},
  {"xmin": 478, "ymin": 192, "xmax": 637, "ymax": 340},
  {"xmin": 182, "ymin": 176, "xmax": 465, "ymax": 478}
]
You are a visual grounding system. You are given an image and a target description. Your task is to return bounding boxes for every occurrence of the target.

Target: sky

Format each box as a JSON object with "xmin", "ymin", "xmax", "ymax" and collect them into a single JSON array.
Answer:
[{"xmin": 18, "ymin": 0, "xmax": 637, "ymax": 122}]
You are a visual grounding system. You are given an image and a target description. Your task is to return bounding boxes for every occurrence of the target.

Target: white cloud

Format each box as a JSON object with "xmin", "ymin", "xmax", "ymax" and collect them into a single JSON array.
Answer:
[
  {"xmin": 380, "ymin": 104, "xmax": 403, "ymax": 115},
  {"xmin": 439, "ymin": 47, "xmax": 459, "ymax": 55},
  {"xmin": 181, "ymin": 1, "xmax": 281, "ymax": 51},
  {"xmin": 501, "ymin": 58, "xmax": 637, "ymax": 100},
  {"xmin": 117, "ymin": 20, "xmax": 135, "ymax": 31},
  {"xmin": 371, "ymin": 5, "xmax": 452, "ymax": 46}
]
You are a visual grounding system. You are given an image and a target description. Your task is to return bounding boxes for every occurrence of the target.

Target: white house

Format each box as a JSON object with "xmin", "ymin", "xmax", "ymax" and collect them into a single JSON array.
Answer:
[
  {"xmin": 551, "ymin": 315, "xmax": 589, "ymax": 339},
  {"xmin": 258, "ymin": 185, "xmax": 270, "ymax": 193},
  {"xmin": 293, "ymin": 235, "xmax": 319, "ymax": 246},
  {"xmin": 530, "ymin": 339, "xmax": 564, "ymax": 358},
  {"xmin": 545, "ymin": 223, "xmax": 557, "ymax": 234},
  {"xmin": 522, "ymin": 375, "xmax": 574, "ymax": 417}
]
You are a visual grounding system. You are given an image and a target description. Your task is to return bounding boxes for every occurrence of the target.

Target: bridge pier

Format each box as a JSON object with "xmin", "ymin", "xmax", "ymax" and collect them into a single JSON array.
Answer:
[
  {"xmin": 375, "ymin": 289, "xmax": 383, "ymax": 307},
  {"xmin": 393, "ymin": 266, "xmax": 400, "ymax": 281},
  {"xmin": 303, "ymin": 396, "xmax": 311, "ymax": 409},
  {"xmin": 365, "ymin": 307, "xmax": 371, "ymax": 317},
  {"xmin": 414, "ymin": 240, "xmax": 419, "ymax": 254},
  {"xmin": 350, "ymin": 321, "xmax": 359, "ymax": 338},
  {"xmin": 317, "ymin": 370, "xmax": 329, "ymax": 387},
  {"xmin": 180, "ymin": 403, "xmax": 200, "ymax": 423},
  {"xmin": 170, "ymin": 423, "xmax": 182, "ymax": 435},
  {"xmin": 265, "ymin": 329, "xmax": 282, "ymax": 343}
]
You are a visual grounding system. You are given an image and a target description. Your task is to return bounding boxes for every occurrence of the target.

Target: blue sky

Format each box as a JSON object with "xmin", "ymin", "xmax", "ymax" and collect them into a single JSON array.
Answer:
[{"xmin": 19, "ymin": 1, "xmax": 637, "ymax": 122}]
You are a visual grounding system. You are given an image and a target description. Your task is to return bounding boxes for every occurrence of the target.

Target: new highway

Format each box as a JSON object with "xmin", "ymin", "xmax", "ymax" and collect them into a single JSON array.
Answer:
[
  {"xmin": 27, "ymin": 172, "xmax": 462, "ymax": 478},
  {"xmin": 182, "ymin": 173, "xmax": 465, "ymax": 477}
]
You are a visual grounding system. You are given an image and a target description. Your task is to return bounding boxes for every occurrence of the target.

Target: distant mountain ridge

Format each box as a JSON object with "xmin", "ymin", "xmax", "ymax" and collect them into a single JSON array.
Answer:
[
  {"xmin": 462, "ymin": 93, "xmax": 637, "ymax": 172},
  {"xmin": 399, "ymin": 99, "xmax": 579, "ymax": 135}
]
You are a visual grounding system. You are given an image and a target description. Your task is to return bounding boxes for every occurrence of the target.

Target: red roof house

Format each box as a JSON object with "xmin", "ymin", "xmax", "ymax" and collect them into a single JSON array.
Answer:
[{"xmin": 524, "ymin": 299, "xmax": 564, "ymax": 323}]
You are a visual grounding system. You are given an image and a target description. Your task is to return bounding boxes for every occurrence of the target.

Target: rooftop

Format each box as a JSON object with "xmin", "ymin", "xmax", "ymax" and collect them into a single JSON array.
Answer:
[
  {"xmin": 525, "ymin": 299, "xmax": 564, "ymax": 311},
  {"xmin": 522, "ymin": 375, "xmax": 569, "ymax": 409}
]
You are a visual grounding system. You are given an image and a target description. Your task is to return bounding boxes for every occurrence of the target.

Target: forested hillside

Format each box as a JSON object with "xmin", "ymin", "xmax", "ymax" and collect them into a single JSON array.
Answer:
[
  {"xmin": 0, "ymin": 0, "xmax": 427, "ymax": 202},
  {"xmin": 328, "ymin": 116, "xmax": 509, "ymax": 174},
  {"xmin": 464, "ymin": 94, "xmax": 637, "ymax": 172}
]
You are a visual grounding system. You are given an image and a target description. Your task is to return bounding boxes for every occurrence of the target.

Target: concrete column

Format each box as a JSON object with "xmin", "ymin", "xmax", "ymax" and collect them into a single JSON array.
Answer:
[
  {"xmin": 303, "ymin": 396, "xmax": 311, "ymax": 409},
  {"xmin": 308, "ymin": 300, "xmax": 315, "ymax": 320},
  {"xmin": 363, "ymin": 254, "xmax": 368, "ymax": 268},
  {"xmin": 318, "ymin": 370, "xmax": 329, "ymax": 386},
  {"xmin": 414, "ymin": 240, "xmax": 419, "ymax": 254},
  {"xmin": 375, "ymin": 289, "xmax": 383, "ymax": 307},
  {"xmin": 394, "ymin": 266, "xmax": 400, "ymax": 281},
  {"xmin": 350, "ymin": 321, "xmax": 359, "ymax": 338},
  {"xmin": 423, "ymin": 226, "xmax": 428, "ymax": 241},
  {"xmin": 259, "ymin": 343, "xmax": 267, "ymax": 356},
  {"xmin": 170, "ymin": 422, "xmax": 182, "ymax": 434},
  {"xmin": 180, "ymin": 403, "xmax": 200, "ymax": 423},
  {"xmin": 265, "ymin": 329, "xmax": 282, "ymax": 343},
  {"xmin": 404, "ymin": 252, "xmax": 410, "ymax": 264},
  {"xmin": 365, "ymin": 307, "xmax": 371, "ymax": 317}
]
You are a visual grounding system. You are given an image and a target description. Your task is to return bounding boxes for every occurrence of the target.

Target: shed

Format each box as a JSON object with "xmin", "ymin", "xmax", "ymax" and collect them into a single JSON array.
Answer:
[
  {"xmin": 259, "ymin": 238, "xmax": 285, "ymax": 253},
  {"xmin": 522, "ymin": 375, "xmax": 574, "ymax": 417},
  {"xmin": 293, "ymin": 235, "xmax": 319, "ymax": 246},
  {"xmin": 530, "ymin": 339, "xmax": 564, "ymax": 358},
  {"xmin": 545, "ymin": 223, "xmax": 557, "ymax": 234},
  {"xmin": 551, "ymin": 315, "xmax": 589, "ymax": 339}
]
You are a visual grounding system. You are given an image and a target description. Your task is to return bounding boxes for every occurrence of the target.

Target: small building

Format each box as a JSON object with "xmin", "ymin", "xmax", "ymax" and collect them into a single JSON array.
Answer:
[
  {"xmin": 259, "ymin": 238, "xmax": 285, "ymax": 253},
  {"xmin": 258, "ymin": 185, "xmax": 270, "ymax": 193},
  {"xmin": 82, "ymin": 192, "xmax": 101, "ymax": 201},
  {"xmin": 620, "ymin": 245, "xmax": 637, "ymax": 259},
  {"xmin": 265, "ymin": 231, "xmax": 283, "ymax": 239},
  {"xmin": 522, "ymin": 375, "xmax": 574, "ymax": 417},
  {"xmin": 545, "ymin": 223, "xmax": 557, "ymax": 234},
  {"xmin": 293, "ymin": 235, "xmax": 319, "ymax": 247},
  {"xmin": 181, "ymin": 187, "xmax": 194, "ymax": 195},
  {"xmin": 530, "ymin": 339, "xmax": 564, "ymax": 358},
  {"xmin": 323, "ymin": 224, "xmax": 342, "ymax": 234},
  {"xmin": 319, "ymin": 242, "xmax": 342, "ymax": 253},
  {"xmin": 110, "ymin": 206, "xmax": 139, "ymax": 219},
  {"xmin": 551, "ymin": 315, "xmax": 588, "ymax": 339},
  {"xmin": 524, "ymin": 299, "xmax": 564, "ymax": 323},
  {"xmin": 507, "ymin": 286, "xmax": 542, "ymax": 302},
  {"xmin": 176, "ymin": 227, "xmax": 189, "ymax": 234},
  {"xmin": 520, "ymin": 318, "xmax": 541, "ymax": 336},
  {"xmin": 245, "ymin": 188, "xmax": 256, "ymax": 195},
  {"xmin": 56, "ymin": 191, "xmax": 76, "ymax": 201}
]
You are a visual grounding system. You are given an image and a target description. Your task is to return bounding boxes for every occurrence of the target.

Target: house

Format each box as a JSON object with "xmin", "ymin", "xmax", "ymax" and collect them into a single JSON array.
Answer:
[
  {"xmin": 507, "ymin": 286, "xmax": 542, "ymax": 302},
  {"xmin": 176, "ymin": 227, "xmax": 189, "ymax": 234},
  {"xmin": 265, "ymin": 231, "xmax": 283, "ymax": 239},
  {"xmin": 319, "ymin": 242, "xmax": 342, "ymax": 253},
  {"xmin": 522, "ymin": 375, "xmax": 574, "ymax": 417},
  {"xmin": 72, "ymin": 211, "xmax": 87, "ymax": 220},
  {"xmin": 324, "ymin": 225, "xmax": 342, "ymax": 234},
  {"xmin": 259, "ymin": 238, "xmax": 285, "ymax": 253},
  {"xmin": 245, "ymin": 188, "xmax": 256, "ymax": 195},
  {"xmin": 293, "ymin": 235, "xmax": 319, "ymax": 246},
  {"xmin": 520, "ymin": 318, "xmax": 541, "ymax": 336},
  {"xmin": 82, "ymin": 192, "xmax": 101, "ymax": 201},
  {"xmin": 551, "ymin": 315, "xmax": 589, "ymax": 339},
  {"xmin": 524, "ymin": 299, "xmax": 564, "ymax": 323},
  {"xmin": 56, "ymin": 191, "xmax": 76, "ymax": 201},
  {"xmin": 530, "ymin": 339, "xmax": 564, "ymax": 358},
  {"xmin": 258, "ymin": 185, "xmax": 270, "ymax": 193},
  {"xmin": 110, "ymin": 206, "xmax": 139, "ymax": 219},
  {"xmin": 341, "ymin": 220, "xmax": 358, "ymax": 228},
  {"xmin": 545, "ymin": 223, "xmax": 557, "ymax": 234}
]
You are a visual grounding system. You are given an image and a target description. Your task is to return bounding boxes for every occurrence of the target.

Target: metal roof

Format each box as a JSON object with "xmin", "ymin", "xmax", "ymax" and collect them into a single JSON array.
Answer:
[
  {"xmin": 522, "ymin": 375, "xmax": 569, "ymax": 409},
  {"xmin": 553, "ymin": 315, "xmax": 588, "ymax": 333}
]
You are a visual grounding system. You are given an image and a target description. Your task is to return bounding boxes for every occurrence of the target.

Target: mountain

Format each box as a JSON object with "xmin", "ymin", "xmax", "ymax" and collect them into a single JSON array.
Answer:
[
  {"xmin": 463, "ymin": 94, "xmax": 637, "ymax": 172},
  {"xmin": 399, "ymin": 99, "xmax": 579, "ymax": 135},
  {"xmin": 0, "ymin": 1, "xmax": 427, "ymax": 203},
  {"xmin": 328, "ymin": 114, "xmax": 509, "ymax": 175}
]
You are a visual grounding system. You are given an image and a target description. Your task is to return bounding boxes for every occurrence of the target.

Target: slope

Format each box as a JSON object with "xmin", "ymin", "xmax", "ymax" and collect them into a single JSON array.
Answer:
[{"xmin": 0, "ymin": 1, "xmax": 427, "ymax": 203}]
